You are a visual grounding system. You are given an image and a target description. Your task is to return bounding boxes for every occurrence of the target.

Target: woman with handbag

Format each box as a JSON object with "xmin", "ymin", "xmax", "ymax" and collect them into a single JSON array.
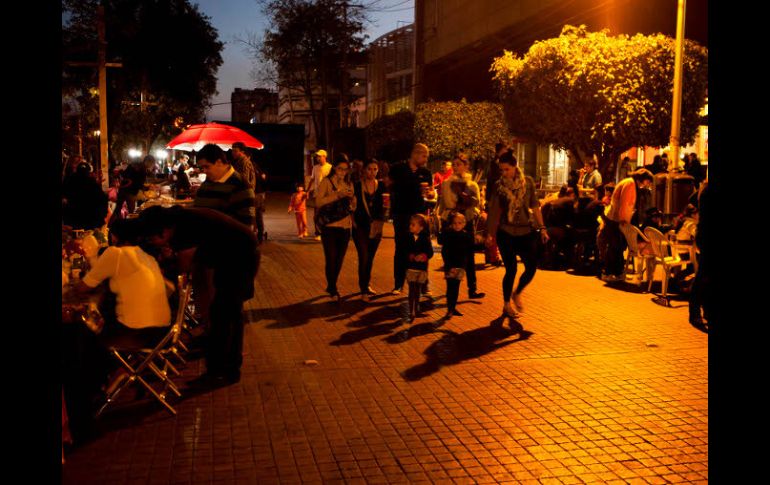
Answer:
[
  {"xmin": 316, "ymin": 153, "xmax": 357, "ymax": 301},
  {"xmin": 437, "ymin": 153, "xmax": 485, "ymax": 299},
  {"xmin": 353, "ymin": 159, "xmax": 386, "ymax": 302}
]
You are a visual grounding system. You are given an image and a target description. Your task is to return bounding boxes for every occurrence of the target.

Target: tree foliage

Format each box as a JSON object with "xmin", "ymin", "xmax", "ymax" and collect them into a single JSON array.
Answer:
[
  {"xmin": 255, "ymin": 0, "xmax": 367, "ymax": 147},
  {"xmin": 365, "ymin": 110, "xmax": 415, "ymax": 163},
  {"xmin": 491, "ymin": 25, "xmax": 708, "ymax": 177},
  {"xmin": 414, "ymin": 100, "xmax": 510, "ymax": 171},
  {"xmin": 62, "ymin": 0, "xmax": 223, "ymax": 162}
]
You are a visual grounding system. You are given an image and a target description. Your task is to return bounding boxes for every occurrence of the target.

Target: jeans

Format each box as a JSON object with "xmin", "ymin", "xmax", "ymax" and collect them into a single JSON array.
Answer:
[
  {"xmin": 206, "ymin": 291, "xmax": 245, "ymax": 377},
  {"xmin": 497, "ymin": 230, "xmax": 538, "ymax": 302},
  {"xmin": 321, "ymin": 226, "xmax": 351, "ymax": 294},
  {"xmin": 602, "ymin": 219, "xmax": 626, "ymax": 276},
  {"xmin": 352, "ymin": 224, "xmax": 382, "ymax": 293}
]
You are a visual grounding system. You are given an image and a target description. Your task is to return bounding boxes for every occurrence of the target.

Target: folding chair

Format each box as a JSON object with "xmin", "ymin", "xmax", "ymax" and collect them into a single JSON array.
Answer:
[{"xmin": 96, "ymin": 275, "xmax": 191, "ymax": 416}]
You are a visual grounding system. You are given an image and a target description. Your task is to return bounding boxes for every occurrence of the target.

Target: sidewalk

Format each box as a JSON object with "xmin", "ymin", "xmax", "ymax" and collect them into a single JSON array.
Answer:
[{"xmin": 62, "ymin": 193, "xmax": 707, "ymax": 484}]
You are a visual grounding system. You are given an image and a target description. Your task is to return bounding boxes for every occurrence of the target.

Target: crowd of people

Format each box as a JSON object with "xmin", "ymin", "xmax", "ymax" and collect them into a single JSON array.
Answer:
[{"xmin": 62, "ymin": 140, "xmax": 710, "ymax": 444}]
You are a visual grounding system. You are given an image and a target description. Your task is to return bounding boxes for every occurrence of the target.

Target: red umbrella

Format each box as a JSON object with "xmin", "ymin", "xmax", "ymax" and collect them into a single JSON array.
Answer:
[{"xmin": 166, "ymin": 122, "xmax": 264, "ymax": 152}]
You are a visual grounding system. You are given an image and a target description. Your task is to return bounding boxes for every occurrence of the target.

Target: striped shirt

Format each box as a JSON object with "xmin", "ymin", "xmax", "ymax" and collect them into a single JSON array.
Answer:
[{"xmin": 194, "ymin": 169, "xmax": 256, "ymax": 227}]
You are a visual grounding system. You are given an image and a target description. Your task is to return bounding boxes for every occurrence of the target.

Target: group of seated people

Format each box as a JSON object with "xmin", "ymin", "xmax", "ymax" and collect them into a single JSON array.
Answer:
[{"xmin": 538, "ymin": 178, "xmax": 700, "ymax": 274}]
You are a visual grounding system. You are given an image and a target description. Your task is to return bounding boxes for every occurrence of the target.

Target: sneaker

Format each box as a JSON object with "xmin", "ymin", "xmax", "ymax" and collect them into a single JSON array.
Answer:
[
  {"xmin": 366, "ymin": 286, "xmax": 377, "ymax": 295},
  {"xmin": 391, "ymin": 288, "xmax": 402, "ymax": 295},
  {"xmin": 469, "ymin": 291, "xmax": 486, "ymax": 299},
  {"xmin": 512, "ymin": 293, "xmax": 524, "ymax": 312},
  {"xmin": 422, "ymin": 289, "xmax": 433, "ymax": 297},
  {"xmin": 451, "ymin": 309, "xmax": 463, "ymax": 316}
]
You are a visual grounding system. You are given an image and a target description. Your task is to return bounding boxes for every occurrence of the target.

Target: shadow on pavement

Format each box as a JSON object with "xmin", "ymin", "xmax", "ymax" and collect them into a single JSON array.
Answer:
[
  {"xmin": 245, "ymin": 294, "xmax": 356, "ymax": 329},
  {"xmin": 400, "ymin": 317, "xmax": 533, "ymax": 381}
]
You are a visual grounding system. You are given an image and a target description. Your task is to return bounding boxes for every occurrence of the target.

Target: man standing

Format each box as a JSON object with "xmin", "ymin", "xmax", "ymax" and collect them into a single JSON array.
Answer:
[
  {"xmin": 388, "ymin": 143, "xmax": 435, "ymax": 294},
  {"xmin": 232, "ymin": 142, "xmax": 269, "ymax": 243},
  {"xmin": 306, "ymin": 149, "xmax": 332, "ymax": 240},
  {"xmin": 600, "ymin": 168, "xmax": 654, "ymax": 281},
  {"xmin": 138, "ymin": 206, "xmax": 259, "ymax": 386},
  {"xmin": 193, "ymin": 143, "xmax": 256, "ymax": 228}
]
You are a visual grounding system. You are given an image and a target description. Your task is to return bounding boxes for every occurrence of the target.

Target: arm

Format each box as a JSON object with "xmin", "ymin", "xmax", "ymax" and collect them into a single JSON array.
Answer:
[
  {"xmin": 77, "ymin": 246, "xmax": 119, "ymax": 294},
  {"xmin": 315, "ymin": 178, "xmax": 340, "ymax": 207},
  {"xmin": 231, "ymin": 186, "xmax": 257, "ymax": 227}
]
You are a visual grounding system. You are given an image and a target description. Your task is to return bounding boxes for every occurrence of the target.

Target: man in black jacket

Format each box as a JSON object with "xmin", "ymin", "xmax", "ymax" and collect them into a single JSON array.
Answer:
[{"xmin": 387, "ymin": 143, "xmax": 435, "ymax": 294}]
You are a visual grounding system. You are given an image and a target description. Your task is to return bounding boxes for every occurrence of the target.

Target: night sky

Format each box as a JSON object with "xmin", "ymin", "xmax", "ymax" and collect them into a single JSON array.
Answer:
[{"xmin": 194, "ymin": 0, "xmax": 415, "ymax": 121}]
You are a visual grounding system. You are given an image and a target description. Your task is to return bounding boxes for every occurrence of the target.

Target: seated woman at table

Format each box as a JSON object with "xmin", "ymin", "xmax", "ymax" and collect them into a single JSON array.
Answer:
[{"xmin": 75, "ymin": 218, "xmax": 172, "ymax": 344}]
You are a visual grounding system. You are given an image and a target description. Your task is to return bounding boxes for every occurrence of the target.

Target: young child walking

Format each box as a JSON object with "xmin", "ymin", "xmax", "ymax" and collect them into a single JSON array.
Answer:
[
  {"xmin": 404, "ymin": 214, "xmax": 433, "ymax": 321},
  {"xmin": 441, "ymin": 212, "xmax": 474, "ymax": 319},
  {"xmin": 288, "ymin": 184, "xmax": 308, "ymax": 238}
]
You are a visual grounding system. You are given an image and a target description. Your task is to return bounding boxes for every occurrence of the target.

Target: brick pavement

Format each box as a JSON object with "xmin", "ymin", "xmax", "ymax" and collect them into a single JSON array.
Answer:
[{"xmin": 62, "ymin": 194, "xmax": 707, "ymax": 484}]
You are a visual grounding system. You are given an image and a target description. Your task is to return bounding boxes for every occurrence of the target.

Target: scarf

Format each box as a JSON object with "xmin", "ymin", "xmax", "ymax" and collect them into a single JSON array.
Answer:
[{"xmin": 496, "ymin": 166, "xmax": 527, "ymax": 225}]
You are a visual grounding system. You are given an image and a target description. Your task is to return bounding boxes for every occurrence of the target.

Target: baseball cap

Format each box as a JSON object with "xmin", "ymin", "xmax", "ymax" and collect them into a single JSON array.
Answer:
[{"xmin": 315, "ymin": 149, "xmax": 327, "ymax": 157}]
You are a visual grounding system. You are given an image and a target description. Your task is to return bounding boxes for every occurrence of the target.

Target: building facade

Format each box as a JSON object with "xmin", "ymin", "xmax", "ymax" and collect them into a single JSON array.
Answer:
[
  {"xmin": 366, "ymin": 24, "xmax": 415, "ymax": 124},
  {"xmin": 231, "ymin": 88, "xmax": 279, "ymax": 124}
]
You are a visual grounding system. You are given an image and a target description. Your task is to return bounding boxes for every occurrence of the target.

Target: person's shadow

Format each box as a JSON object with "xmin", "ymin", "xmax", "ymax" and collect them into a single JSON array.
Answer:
[
  {"xmin": 401, "ymin": 316, "xmax": 533, "ymax": 381},
  {"xmin": 244, "ymin": 294, "xmax": 367, "ymax": 329},
  {"xmin": 330, "ymin": 304, "xmax": 407, "ymax": 345}
]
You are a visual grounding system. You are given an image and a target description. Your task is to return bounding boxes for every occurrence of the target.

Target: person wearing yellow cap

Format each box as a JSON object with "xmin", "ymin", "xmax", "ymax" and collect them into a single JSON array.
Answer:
[{"xmin": 306, "ymin": 149, "xmax": 332, "ymax": 239}]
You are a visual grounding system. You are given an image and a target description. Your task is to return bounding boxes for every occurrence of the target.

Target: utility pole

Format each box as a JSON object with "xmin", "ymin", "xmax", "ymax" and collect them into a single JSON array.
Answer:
[
  {"xmin": 66, "ymin": 5, "xmax": 123, "ymax": 191},
  {"xmin": 665, "ymin": 0, "xmax": 686, "ymax": 214}
]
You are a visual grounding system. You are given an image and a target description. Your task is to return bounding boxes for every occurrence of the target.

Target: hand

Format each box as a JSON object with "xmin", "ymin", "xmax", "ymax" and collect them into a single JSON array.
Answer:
[
  {"xmin": 485, "ymin": 234, "xmax": 496, "ymax": 247},
  {"xmin": 539, "ymin": 229, "xmax": 550, "ymax": 244}
]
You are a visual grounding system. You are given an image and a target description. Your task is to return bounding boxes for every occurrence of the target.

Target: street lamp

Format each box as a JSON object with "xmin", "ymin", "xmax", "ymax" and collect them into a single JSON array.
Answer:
[{"xmin": 663, "ymin": 0, "xmax": 687, "ymax": 215}]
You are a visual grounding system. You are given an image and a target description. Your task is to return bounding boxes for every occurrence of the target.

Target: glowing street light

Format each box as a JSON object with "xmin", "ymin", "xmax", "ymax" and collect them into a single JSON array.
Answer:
[
  {"xmin": 128, "ymin": 148, "xmax": 143, "ymax": 158},
  {"xmin": 155, "ymin": 149, "xmax": 169, "ymax": 160}
]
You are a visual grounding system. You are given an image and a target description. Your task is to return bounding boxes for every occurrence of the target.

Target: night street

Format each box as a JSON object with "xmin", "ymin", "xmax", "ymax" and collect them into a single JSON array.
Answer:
[{"xmin": 62, "ymin": 195, "xmax": 708, "ymax": 484}]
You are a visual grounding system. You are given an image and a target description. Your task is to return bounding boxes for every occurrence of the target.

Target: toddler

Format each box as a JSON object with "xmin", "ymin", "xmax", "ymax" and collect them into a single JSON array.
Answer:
[
  {"xmin": 404, "ymin": 214, "xmax": 434, "ymax": 321},
  {"xmin": 440, "ymin": 212, "xmax": 473, "ymax": 319},
  {"xmin": 288, "ymin": 184, "xmax": 309, "ymax": 238}
]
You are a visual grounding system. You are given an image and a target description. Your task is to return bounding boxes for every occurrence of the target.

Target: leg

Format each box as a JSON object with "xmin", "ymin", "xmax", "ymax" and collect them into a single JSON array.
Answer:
[
  {"xmin": 254, "ymin": 193, "xmax": 266, "ymax": 241},
  {"xmin": 295, "ymin": 212, "xmax": 304, "ymax": 237},
  {"xmin": 408, "ymin": 282, "xmax": 420, "ymax": 318},
  {"xmin": 513, "ymin": 232, "xmax": 539, "ymax": 295},
  {"xmin": 331, "ymin": 228, "xmax": 351, "ymax": 292},
  {"xmin": 353, "ymin": 226, "xmax": 369, "ymax": 294},
  {"xmin": 206, "ymin": 291, "xmax": 244, "ymax": 379},
  {"xmin": 464, "ymin": 221, "xmax": 479, "ymax": 294},
  {"xmin": 392, "ymin": 214, "xmax": 411, "ymax": 291},
  {"xmin": 365, "ymin": 236, "xmax": 382, "ymax": 292},
  {"xmin": 446, "ymin": 278, "xmax": 460, "ymax": 313},
  {"xmin": 321, "ymin": 227, "xmax": 337, "ymax": 294},
  {"xmin": 496, "ymin": 230, "xmax": 518, "ymax": 303},
  {"xmin": 300, "ymin": 211, "xmax": 308, "ymax": 236}
]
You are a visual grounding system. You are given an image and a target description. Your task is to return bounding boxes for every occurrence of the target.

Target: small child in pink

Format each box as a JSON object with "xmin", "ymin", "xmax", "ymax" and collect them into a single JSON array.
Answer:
[{"xmin": 288, "ymin": 184, "xmax": 309, "ymax": 238}]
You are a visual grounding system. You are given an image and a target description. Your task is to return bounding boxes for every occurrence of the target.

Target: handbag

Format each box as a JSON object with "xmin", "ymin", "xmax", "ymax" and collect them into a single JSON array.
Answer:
[
  {"xmin": 360, "ymin": 180, "xmax": 384, "ymax": 238},
  {"xmin": 316, "ymin": 179, "xmax": 351, "ymax": 229}
]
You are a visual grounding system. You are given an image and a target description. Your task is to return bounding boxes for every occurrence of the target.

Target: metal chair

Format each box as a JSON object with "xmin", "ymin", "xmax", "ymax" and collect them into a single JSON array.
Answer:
[
  {"xmin": 643, "ymin": 226, "xmax": 689, "ymax": 306},
  {"xmin": 620, "ymin": 223, "xmax": 655, "ymax": 285},
  {"xmin": 96, "ymin": 275, "xmax": 191, "ymax": 416}
]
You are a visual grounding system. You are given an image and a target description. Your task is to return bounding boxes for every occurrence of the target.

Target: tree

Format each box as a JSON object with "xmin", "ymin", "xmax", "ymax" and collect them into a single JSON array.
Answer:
[
  {"xmin": 365, "ymin": 110, "xmax": 415, "ymax": 163},
  {"xmin": 414, "ymin": 100, "xmax": 510, "ymax": 173},
  {"xmin": 254, "ymin": 0, "xmax": 367, "ymax": 148},
  {"xmin": 491, "ymin": 25, "xmax": 708, "ymax": 178},
  {"xmin": 62, "ymin": 0, "xmax": 223, "ymax": 164}
]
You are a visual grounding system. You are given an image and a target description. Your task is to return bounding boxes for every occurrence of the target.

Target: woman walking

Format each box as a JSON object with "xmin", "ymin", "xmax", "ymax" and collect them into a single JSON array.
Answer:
[
  {"xmin": 353, "ymin": 159, "xmax": 386, "ymax": 301},
  {"xmin": 316, "ymin": 153, "xmax": 356, "ymax": 301},
  {"xmin": 486, "ymin": 149, "xmax": 549, "ymax": 317}
]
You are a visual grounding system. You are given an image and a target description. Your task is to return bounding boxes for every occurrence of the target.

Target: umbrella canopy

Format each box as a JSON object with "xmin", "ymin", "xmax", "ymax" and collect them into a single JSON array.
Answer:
[{"xmin": 166, "ymin": 122, "xmax": 264, "ymax": 152}]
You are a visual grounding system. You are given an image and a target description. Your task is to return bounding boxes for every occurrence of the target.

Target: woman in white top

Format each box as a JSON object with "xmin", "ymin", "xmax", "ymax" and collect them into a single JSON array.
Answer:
[
  {"xmin": 315, "ymin": 153, "xmax": 357, "ymax": 300},
  {"xmin": 77, "ymin": 218, "xmax": 171, "ymax": 339}
]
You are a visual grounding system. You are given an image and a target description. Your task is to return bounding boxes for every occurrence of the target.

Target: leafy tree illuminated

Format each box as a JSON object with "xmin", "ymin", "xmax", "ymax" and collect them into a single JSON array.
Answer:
[{"xmin": 491, "ymin": 25, "xmax": 708, "ymax": 178}]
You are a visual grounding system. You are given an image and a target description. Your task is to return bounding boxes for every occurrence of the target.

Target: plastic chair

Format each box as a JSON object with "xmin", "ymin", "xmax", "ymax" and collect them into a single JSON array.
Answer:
[
  {"xmin": 620, "ymin": 224, "xmax": 655, "ymax": 285},
  {"xmin": 96, "ymin": 275, "xmax": 191, "ymax": 417},
  {"xmin": 643, "ymin": 227, "xmax": 689, "ymax": 306}
]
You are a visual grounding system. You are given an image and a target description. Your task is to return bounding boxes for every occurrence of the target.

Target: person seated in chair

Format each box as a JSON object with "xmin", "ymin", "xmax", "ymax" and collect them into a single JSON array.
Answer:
[{"xmin": 76, "ymin": 218, "xmax": 172, "ymax": 343}]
